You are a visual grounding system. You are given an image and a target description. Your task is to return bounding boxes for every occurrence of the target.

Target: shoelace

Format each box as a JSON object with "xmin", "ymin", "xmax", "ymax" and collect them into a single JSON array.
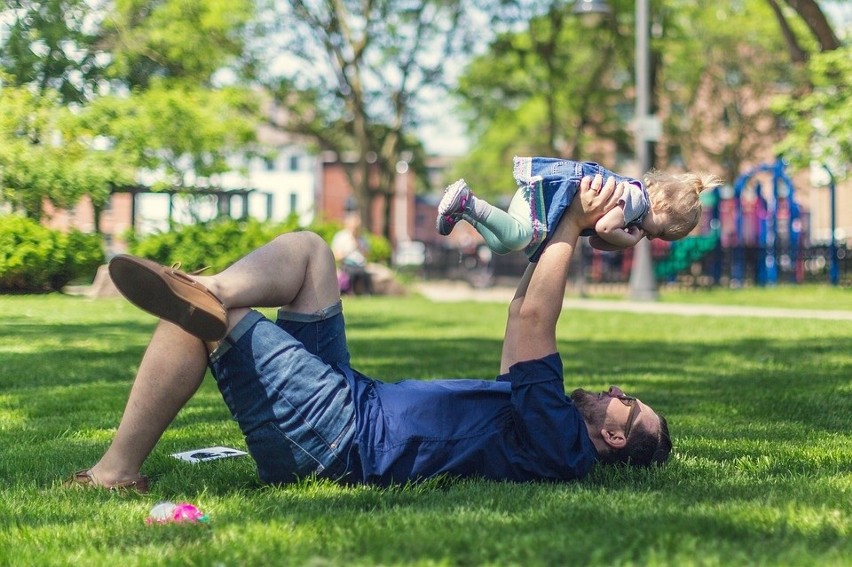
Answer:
[{"xmin": 171, "ymin": 263, "xmax": 210, "ymax": 276}]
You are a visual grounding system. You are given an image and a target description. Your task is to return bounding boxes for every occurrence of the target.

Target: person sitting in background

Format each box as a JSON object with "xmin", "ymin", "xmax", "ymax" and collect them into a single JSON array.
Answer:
[{"xmin": 331, "ymin": 212, "xmax": 373, "ymax": 295}]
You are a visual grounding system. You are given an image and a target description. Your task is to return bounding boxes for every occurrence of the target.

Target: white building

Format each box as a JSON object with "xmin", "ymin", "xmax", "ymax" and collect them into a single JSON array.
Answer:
[
  {"xmin": 216, "ymin": 123, "xmax": 317, "ymax": 226},
  {"xmin": 132, "ymin": 121, "xmax": 317, "ymax": 234}
]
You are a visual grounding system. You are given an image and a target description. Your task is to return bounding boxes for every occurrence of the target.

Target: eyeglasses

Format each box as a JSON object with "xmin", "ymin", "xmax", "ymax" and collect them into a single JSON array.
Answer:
[{"xmin": 615, "ymin": 394, "xmax": 639, "ymax": 439}]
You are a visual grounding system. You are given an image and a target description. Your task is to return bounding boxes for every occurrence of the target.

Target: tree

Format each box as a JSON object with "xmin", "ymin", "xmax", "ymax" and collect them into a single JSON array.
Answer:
[
  {"xmin": 101, "ymin": 0, "xmax": 256, "ymax": 88},
  {"xmin": 454, "ymin": 0, "xmax": 824, "ymax": 191},
  {"xmin": 649, "ymin": 1, "xmax": 805, "ymax": 183},
  {"xmin": 78, "ymin": 83, "xmax": 258, "ymax": 188},
  {"xmin": 0, "ymin": 79, "xmax": 134, "ymax": 222},
  {"xmin": 0, "ymin": 0, "xmax": 262, "ymax": 229},
  {"xmin": 773, "ymin": 45, "xmax": 852, "ymax": 177},
  {"xmin": 764, "ymin": 0, "xmax": 848, "ymax": 177},
  {"xmin": 766, "ymin": 0, "xmax": 841, "ymax": 63},
  {"xmin": 259, "ymin": 0, "xmax": 483, "ymax": 236},
  {"xmin": 451, "ymin": 0, "xmax": 633, "ymax": 199},
  {"xmin": 0, "ymin": 0, "xmax": 108, "ymax": 104}
]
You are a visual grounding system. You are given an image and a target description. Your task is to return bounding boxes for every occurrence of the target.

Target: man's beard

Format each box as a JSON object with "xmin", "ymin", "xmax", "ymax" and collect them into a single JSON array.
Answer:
[{"xmin": 570, "ymin": 388, "xmax": 603, "ymax": 427}]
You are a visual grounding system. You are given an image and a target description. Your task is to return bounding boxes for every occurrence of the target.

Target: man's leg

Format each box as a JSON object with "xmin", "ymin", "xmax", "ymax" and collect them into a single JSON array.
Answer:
[
  {"xmin": 83, "ymin": 232, "xmax": 340, "ymax": 487},
  {"xmin": 86, "ymin": 320, "xmax": 208, "ymax": 487},
  {"xmin": 199, "ymin": 231, "xmax": 341, "ymax": 315}
]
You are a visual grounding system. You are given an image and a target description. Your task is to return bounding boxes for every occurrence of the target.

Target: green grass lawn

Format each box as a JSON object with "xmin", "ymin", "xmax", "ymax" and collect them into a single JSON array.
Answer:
[
  {"xmin": 659, "ymin": 284, "xmax": 852, "ymax": 311},
  {"xmin": 0, "ymin": 292, "xmax": 850, "ymax": 566},
  {"xmin": 567, "ymin": 282, "xmax": 852, "ymax": 311}
]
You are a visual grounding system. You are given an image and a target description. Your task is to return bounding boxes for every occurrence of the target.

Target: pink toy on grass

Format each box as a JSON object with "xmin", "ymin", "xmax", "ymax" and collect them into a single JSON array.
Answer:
[{"xmin": 146, "ymin": 501, "xmax": 209, "ymax": 524}]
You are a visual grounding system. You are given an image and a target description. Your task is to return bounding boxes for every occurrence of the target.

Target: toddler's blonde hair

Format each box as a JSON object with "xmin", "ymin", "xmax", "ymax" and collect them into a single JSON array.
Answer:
[{"xmin": 644, "ymin": 171, "xmax": 722, "ymax": 240}]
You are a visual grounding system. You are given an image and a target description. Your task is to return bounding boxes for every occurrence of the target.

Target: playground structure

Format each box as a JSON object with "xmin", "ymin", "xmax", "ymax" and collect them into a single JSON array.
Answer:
[
  {"xmin": 604, "ymin": 157, "xmax": 841, "ymax": 287},
  {"xmin": 710, "ymin": 157, "xmax": 804, "ymax": 286},
  {"xmin": 655, "ymin": 158, "xmax": 806, "ymax": 287}
]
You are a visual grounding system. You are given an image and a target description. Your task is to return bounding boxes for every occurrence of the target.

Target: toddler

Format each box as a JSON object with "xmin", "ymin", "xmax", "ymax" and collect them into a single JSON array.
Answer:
[{"xmin": 437, "ymin": 156, "xmax": 721, "ymax": 260}]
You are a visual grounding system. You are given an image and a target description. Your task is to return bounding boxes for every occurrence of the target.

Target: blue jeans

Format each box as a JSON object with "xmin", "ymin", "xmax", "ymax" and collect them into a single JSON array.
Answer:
[{"xmin": 209, "ymin": 304, "xmax": 356, "ymax": 484}]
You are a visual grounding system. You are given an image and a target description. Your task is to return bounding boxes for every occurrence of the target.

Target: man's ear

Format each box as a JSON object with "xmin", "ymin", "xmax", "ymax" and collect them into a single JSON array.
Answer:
[{"xmin": 600, "ymin": 428, "xmax": 628, "ymax": 449}]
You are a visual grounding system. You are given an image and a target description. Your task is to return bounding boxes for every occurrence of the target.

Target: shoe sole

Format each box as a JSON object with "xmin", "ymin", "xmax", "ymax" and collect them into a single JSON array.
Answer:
[
  {"xmin": 64, "ymin": 469, "xmax": 150, "ymax": 493},
  {"xmin": 109, "ymin": 255, "xmax": 227, "ymax": 341},
  {"xmin": 436, "ymin": 213, "xmax": 458, "ymax": 236}
]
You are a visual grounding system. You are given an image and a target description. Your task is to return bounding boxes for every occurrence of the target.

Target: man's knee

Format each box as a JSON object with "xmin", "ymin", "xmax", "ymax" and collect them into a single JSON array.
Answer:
[
  {"xmin": 270, "ymin": 232, "xmax": 332, "ymax": 262},
  {"xmin": 205, "ymin": 307, "xmax": 252, "ymax": 353},
  {"xmin": 276, "ymin": 231, "xmax": 339, "ymax": 299},
  {"xmin": 300, "ymin": 232, "xmax": 336, "ymax": 271}
]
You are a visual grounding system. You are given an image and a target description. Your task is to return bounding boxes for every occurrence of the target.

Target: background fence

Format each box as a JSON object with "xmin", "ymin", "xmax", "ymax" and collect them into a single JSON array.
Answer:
[{"xmin": 420, "ymin": 240, "xmax": 851, "ymax": 290}]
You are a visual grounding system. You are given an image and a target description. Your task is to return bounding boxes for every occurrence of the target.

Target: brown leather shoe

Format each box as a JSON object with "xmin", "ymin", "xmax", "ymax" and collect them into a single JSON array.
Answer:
[
  {"xmin": 109, "ymin": 254, "xmax": 228, "ymax": 341},
  {"xmin": 64, "ymin": 469, "xmax": 150, "ymax": 493}
]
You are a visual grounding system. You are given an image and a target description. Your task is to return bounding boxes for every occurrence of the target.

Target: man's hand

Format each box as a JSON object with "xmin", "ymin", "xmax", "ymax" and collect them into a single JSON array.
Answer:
[{"xmin": 565, "ymin": 175, "xmax": 624, "ymax": 231}]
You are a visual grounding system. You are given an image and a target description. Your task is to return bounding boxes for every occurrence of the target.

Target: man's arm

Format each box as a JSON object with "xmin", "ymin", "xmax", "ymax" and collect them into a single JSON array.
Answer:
[
  {"xmin": 500, "ymin": 261, "xmax": 536, "ymax": 373},
  {"xmin": 500, "ymin": 175, "xmax": 622, "ymax": 371}
]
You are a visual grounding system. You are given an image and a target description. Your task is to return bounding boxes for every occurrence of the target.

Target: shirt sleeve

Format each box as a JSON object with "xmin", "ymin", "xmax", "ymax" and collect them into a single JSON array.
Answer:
[{"xmin": 499, "ymin": 353, "xmax": 595, "ymax": 479}]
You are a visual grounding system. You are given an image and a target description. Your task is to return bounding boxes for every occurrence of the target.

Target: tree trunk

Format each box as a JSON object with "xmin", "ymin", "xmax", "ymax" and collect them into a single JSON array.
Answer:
[
  {"xmin": 782, "ymin": 0, "xmax": 841, "ymax": 52},
  {"xmin": 767, "ymin": 0, "xmax": 808, "ymax": 63},
  {"xmin": 93, "ymin": 205, "xmax": 103, "ymax": 235}
]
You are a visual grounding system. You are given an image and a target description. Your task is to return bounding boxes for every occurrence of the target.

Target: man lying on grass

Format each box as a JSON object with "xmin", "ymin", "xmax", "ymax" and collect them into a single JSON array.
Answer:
[{"xmin": 67, "ymin": 174, "xmax": 671, "ymax": 493}]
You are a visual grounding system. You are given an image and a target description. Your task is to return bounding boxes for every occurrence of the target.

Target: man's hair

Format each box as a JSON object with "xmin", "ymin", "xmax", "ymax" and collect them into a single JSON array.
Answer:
[{"xmin": 597, "ymin": 414, "xmax": 673, "ymax": 467}]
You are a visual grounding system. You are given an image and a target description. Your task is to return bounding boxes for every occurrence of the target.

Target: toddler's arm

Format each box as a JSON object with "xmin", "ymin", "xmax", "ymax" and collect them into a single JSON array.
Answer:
[
  {"xmin": 593, "ymin": 207, "xmax": 645, "ymax": 249},
  {"xmin": 588, "ymin": 227, "xmax": 644, "ymax": 251}
]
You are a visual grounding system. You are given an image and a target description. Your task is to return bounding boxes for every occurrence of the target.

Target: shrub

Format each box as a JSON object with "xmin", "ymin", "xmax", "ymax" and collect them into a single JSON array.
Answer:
[
  {"xmin": 127, "ymin": 217, "xmax": 297, "ymax": 272},
  {"xmin": 127, "ymin": 217, "xmax": 392, "ymax": 272},
  {"xmin": 52, "ymin": 230, "xmax": 107, "ymax": 290},
  {"xmin": 364, "ymin": 233, "xmax": 392, "ymax": 264},
  {"xmin": 0, "ymin": 215, "xmax": 104, "ymax": 292}
]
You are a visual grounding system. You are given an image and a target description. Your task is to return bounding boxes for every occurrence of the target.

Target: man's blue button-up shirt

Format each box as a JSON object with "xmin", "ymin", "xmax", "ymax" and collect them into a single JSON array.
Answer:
[{"xmin": 345, "ymin": 353, "xmax": 597, "ymax": 485}]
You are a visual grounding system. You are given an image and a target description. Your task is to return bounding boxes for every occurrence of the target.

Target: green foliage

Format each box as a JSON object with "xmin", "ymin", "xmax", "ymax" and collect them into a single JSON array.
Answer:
[
  {"xmin": 0, "ymin": 1, "xmax": 263, "ymax": 222},
  {"xmin": 452, "ymin": 0, "xmax": 632, "ymax": 199},
  {"xmin": 448, "ymin": 100, "xmax": 552, "ymax": 198},
  {"xmin": 0, "ymin": 77, "xmax": 259, "ymax": 220},
  {"xmin": 0, "ymin": 83, "xmax": 71, "ymax": 217},
  {"xmin": 127, "ymin": 219, "xmax": 393, "ymax": 272},
  {"xmin": 77, "ymin": 83, "xmax": 260, "ymax": 190},
  {"xmin": 128, "ymin": 217, "xmax": 301, "ymax": 273},
  {"xmin": 105, "ymin": 0, "xmax": 256, "ymax": 88},
  {"xmin": 57, "ymin": 229, "xmax": 106, "ymax": 287},
  {"xmin": 0, "ymin": 78, "xmax": 136, "ymax": 219},
  {"xmin": 455, "ymin": 0, "xmax": 816, "ymax": 190},
  {"xmin": 0, "ymin": 0, "xmax": 107, "ymax": 104},
  {"xmin": 773, "ymin": 45, "xmax": 852, "ymax": 177},
  {"xmin": 364, "ymin": 232, "xmax": 393, "ymax": 264},
  {"xmin": 0, "ymin": 215, "xmax": 104, "ymax": 292},
  {"xmin": 660, "ymin": 0, "xmax": 807, "ymax": 179}
]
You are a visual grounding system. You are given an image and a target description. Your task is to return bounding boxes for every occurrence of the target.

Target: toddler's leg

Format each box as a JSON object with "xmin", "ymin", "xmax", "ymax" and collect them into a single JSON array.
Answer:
[
  {"xmin": 465, "ymin": 188, "xmax": 533, "ymax": 252},
  {"xmin": 469, "ymin": 221, "xmax": 514, "ymax": 255},
  {"xmin": 437, "ymin": 180, "xmax": 533, "ymax": 253}
]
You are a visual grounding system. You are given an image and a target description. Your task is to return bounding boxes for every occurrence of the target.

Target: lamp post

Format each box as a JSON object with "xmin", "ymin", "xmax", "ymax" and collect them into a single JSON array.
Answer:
[
  {"xmin": 574, "ymin": 0, "xmax": 658, "ymax": 300},
  {"xmin": 627, "ymin": 0, "xmax": 659, "ymax": 301},
  {"xmin": 572, "ymin": 0, "xmax": 612, "ymax": 26}
]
